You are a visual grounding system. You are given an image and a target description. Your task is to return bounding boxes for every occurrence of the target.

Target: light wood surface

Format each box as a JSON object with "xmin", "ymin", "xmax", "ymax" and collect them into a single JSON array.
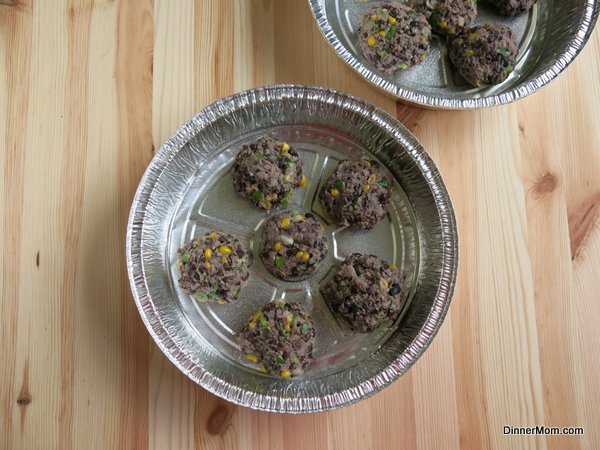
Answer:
[{"xmin": 1, "ymin": 1, "xmax": 599, "ymax": 449}]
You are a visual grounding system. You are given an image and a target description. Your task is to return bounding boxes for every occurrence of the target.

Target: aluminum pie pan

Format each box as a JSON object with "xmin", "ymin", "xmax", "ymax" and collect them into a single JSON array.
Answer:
[
  {"xmin": 126, "ymin": 84, "xmax": 458, "ymax": 413},
  {"xmin": 308, "ymin": 0, "xmax": 599, "ymax": 109}
]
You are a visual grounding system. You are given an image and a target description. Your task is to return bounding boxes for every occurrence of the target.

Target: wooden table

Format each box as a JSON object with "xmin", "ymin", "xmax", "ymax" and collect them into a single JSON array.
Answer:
[{"xmin": 1, "ymin": 1, "xmax": 599, "ymax": 449}]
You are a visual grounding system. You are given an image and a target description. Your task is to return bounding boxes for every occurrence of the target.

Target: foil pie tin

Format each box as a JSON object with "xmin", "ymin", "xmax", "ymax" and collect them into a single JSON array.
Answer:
[
  {"xmin": 126, "ymin": 85, "xmax": 458, "ymax": 412},
  {"xmin": 308, "ymin": 0, "xmax": 599, "ymax": 108}
]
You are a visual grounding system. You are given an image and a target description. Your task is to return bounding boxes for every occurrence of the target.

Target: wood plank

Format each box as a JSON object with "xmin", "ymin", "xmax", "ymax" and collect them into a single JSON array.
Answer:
[
  {"xmin": 115, "ymin": 0, "xmax": 154, "ymax": 448},
  {"xmin": 1, "ymin": 1, "xmax": 34, "ymax": 448}
]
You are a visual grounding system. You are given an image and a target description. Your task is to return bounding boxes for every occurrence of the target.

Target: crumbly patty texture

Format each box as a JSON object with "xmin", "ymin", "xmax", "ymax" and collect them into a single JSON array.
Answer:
[
  {"xmin": 357, "ymin": 2, "xmax": 431, "ymax": 74},
  {"xmin": 177, "ymin": 232, "xmax": 249, "ymax": 304},
  {"xmin": 487, "ymin": 0, "xmax": 536, "ymax": 16},
  {"xmin": 413, "ymin": 0, "xmax": 477, "ymax": 36},
  {"xmin": 319, "ymin": 159, "xmax": 392, "ymax": 230},
  {"xmin": 239, "ymin": 300, "xmax": 315, "ymax": 377},
  {"xmin": 323, "ymin": 254, "xmax": 404, "ymax": 333},
  {"xmin": 260, "ymin": 212, "xmax": 328, "ymax": 281},
  {"xmin": 231, "ymin": 135, "xmax": 304, "ymax": 210},
  {"xmin": 448, "ymin": 23, "xmax": 518, "ymax": 87}
]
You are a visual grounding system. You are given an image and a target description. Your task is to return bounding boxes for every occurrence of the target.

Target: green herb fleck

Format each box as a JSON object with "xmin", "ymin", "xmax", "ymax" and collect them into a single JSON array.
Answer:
[
  {"xmin": 276, "ymin": 355, "xmax": 286, "ymax": 365},
  {"xmin": 385, "ymin": 25, "xmax": 397, "ymax": 40},
  {"xmin": 301, "ymin": 323, "xmax": 310, "ymax": 334},
  {"xmin": 181, "ymin": 251, "xmax": 191, "ymax": 264},
  {"xmin": 496, "ymin": 47, "xmax": 512, "ymax": 58},
  {"xmin": 252, "ymin": 190, "xmax": 263, "ymax": 202},
  {"xmin": 336, "ymin": 283, "xmax": 347, "ymax": 292},
  {"xmin": 280, "ymin": 198, "xmax": 289, "ymax": 207},
  {"xmin": 275, "ymin": 256, "xmax": 285, "ymax": 268},
  {"xmin": 255, "ymin": 151, "xmax": 264, "ymax": 158},
  {"xmin": 207, "ymin": 284, "xmax": 220, "ymax": 298},
  {"xmin": 396, "ymin": 62, "xmax": 408, "ymax": 70},
  {"xmin": 332, "ymin": 179, "xmax": 344, "ymax": 190},
  {"xmin": 377, "ymin": 49, "xmax": 389, "ymax": 58},
  {"xmin": 429, "ymin": 10, "xmax": 441, "ymax": 29},
  {"xmin": 259, "ymin": 316, "xmax": 269, "ymax": 328},
  {"xmin": 378, "ymin": 178, "xmax": 390, "ymax": 188},
  {"xmin": 364, "ymin": 19, "xmax": 375, "ymax": 31},
  {"xmin": 194, "ymin": 292, "xmax": 209, "ymax": 303}
]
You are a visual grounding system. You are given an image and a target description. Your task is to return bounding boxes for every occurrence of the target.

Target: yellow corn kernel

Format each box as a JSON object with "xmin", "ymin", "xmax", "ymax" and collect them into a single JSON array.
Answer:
[
  {"xmin": 221, "ymin": 256, "xmax": 228, "ymax": 265},
  {"xmin": 367, "ymin": 35, "xmax": 377, "ymax": 47},
  {"xmin": 388, "ymin": 16, "xmax": 396, "ymax": 24},
  {"xmin": 364, "ymin": 159, "xmax": 372, "ymax": 167},
  {"xmin": 330, "ymin": 188, "xmax": 339, "ymax": 197},
  {"xmin": 204, "ymin": 248, "xmax": 213, "ymax": 259},
  {"xmin": 209, "ymin": 232, "xmax": 217, "ymax": 239},
  {"xmin": 363, "ymin": 184, "xmax": 371, "ymax": 192},
  {"xmin": 465, "ymin": 49, "xmax": 474, "ymax": 57},
  {"xmin": 298, "ymin": 175, "xmax": 307, "ymax": 187},
  {"xmin": 281, "ymin": 217, "xmax": 291, "ymax": 228},
  {"xmin": 379, "ymin": 278, "xmax": 389, "ymax": 290},
  {"xmin": 370, "ymin": 14, "xmax": 378, "ymax": 20},
  {"xmin": 248, "ymin": 321, "xmax": 256, "ymax": 329},
  {"xmin": 296, "ymin": 251, "xmax": 305, "ymax": 260},
  {"xmin": 252, "ymin": 311, "xmax": 262, "ymax": 321},
  {"xmin": 469, "ymin": 32, "xmax": 478, "ymax": 39},
  {"xmin": 204, "ymin": 262, "xmax": 212, "ymax": 269},
  {"xmin": 218, "ymin": 245, "xmax": 232, "ymax": 255},
  {"xmin": 281, "ymin": 142, "xmax": 290, "ymax": 152},
  {"xmin": 280, "ymin": 370, "xmax": 291, "ymax": 378},
  {"xmin": 302, "ymin": 253, "xmax": 310, "ymax": 262},
  {"xmin": 245, "ymin": 353, "xmax": 259, "ymax": 363},
  {"xmin": 259, "ymin": 366, "xmax": 268, "ymax": 373},
  {"xmin": 284, "ymin": 324, "xmax": 291, "ymax": 333},
  {"xmin": 389, "ymin": 263, "xmax": 397, "ymax": 270},
  {"xmin": 378, "ymin": 30, "xmax": 386, "ymax": 37},
  {"xmin": 274, "ymin": 242, "xmax": 282, "ymax": 251},
  {"xmin": 440, "ymin": 19, "xmax": 447, "ymax": 29},
  {"xmin": 217, "ymin": 300, "xmax": 227, "ymax": 305},
  {"xmin": 368, "ymin": 173, "xmax": 377, "ymax": 184}
]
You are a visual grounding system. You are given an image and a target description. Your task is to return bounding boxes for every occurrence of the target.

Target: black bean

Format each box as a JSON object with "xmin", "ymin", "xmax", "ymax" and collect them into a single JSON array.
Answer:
[{"xmin": 388, "ymin": 283, "xmax": 402, "ymax": 296}]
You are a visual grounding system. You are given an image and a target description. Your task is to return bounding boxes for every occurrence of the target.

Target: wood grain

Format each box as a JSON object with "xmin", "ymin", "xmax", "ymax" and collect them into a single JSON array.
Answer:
[{"xmin": 1, "ymin": 0, "xmax": 599, "ymax": 449}]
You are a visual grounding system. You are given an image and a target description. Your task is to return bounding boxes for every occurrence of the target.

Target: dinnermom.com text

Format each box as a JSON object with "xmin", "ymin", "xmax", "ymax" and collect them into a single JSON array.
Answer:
[{"xmin": 503, "ymin": 426, "xmax": 584, "ymax": 436}]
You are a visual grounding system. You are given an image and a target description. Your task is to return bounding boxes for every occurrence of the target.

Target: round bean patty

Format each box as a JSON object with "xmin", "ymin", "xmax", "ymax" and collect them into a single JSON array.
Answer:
[
  {"xmin": 319, "ymin": 159, "xmax": 392, "ymax": 230},
  {"xmin": 414, "ymin": 0, "xmax": 477, "ymax": 37},
  {"xmin": 177, "ymin": 231, "xmax": 249, "ymax": 304},
  {"xmin": 239, "ymin": 300, "xmax": 315, "ymax": 377},
  {"xmin": 357, "ymin": 2, "xmax": 432, "ymax": 74},
  {"xmin": 231, "ymin": 135, "xmax": 305, "ymax": 210},
  {"xmin": 260, "ymin": 212, "xmax": 328, "ymax": 281},
  {"xmin": 486, "ymin": 0, "xmax": 536, "ymax": 16},
  {"xmin": 323, "ymin": 253, "xmax": 404, "ymax": 333},
  {"xmin": 448, "ymin": 23, "xmax": 518, "ymax": 87}
]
